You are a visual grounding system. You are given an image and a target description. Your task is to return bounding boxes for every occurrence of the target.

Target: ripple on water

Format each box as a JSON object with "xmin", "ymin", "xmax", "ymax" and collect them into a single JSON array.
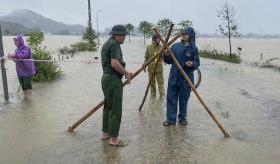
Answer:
[{"xmin": 231, "ymin": 130, "xmax": 249, "ymax": 142}]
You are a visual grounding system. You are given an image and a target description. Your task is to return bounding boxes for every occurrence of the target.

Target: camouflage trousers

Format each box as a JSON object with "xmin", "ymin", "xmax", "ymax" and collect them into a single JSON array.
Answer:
[{"xmin": 148, "ymin": 70, "xmax": 165, "ymax": 97}]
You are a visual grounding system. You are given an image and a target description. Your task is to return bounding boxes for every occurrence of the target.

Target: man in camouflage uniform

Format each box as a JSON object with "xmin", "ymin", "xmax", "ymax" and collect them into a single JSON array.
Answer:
[
  {"xmin": 101, "ymin": 25, "xmax": 133, "ymax": 146},
  {"xmin": 144, "ymin": 34, "xmax": 165, "ymax": 99}
]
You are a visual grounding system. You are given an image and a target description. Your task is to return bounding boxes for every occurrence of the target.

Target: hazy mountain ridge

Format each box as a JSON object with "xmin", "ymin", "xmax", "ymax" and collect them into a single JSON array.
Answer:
[
  {"xmin": 0, "ymin": 9, "xmax": 85, "ymax": 35},
  {"xmin": 0, "ymin": 21, "xmax": 40, "ymax": 35}
]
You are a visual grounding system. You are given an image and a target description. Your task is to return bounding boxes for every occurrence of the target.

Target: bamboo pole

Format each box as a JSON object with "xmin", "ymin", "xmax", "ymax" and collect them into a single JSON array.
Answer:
[
  {"xmin": 68, "ymin": 34, "xmax": 180, "ymax": 132},
  {"xmin": 138, "ymin": 24, "xmax": 174, "ymax": 111},
  {"xmin": 138, "ymin": 52, "xmax": 162, "ymax": 111},
  {"xmin": 154, "ymin": 28, "xmax": 230, "ymax": 138}
]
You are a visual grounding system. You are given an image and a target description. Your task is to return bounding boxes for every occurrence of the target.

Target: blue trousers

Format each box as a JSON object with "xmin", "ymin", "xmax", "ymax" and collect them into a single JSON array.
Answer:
[{"xmin": 166, "ymin": 83, "xmax": 191, "ymax": 123}]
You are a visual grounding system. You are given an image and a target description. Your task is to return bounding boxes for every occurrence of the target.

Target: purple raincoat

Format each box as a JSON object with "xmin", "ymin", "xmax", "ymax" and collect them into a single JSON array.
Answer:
[{"xmin": 14, "ymin": 35, "xmax": 36, "ymax": 78}]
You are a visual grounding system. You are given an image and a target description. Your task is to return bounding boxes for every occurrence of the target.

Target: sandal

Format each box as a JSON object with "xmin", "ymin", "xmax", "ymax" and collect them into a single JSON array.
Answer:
[
  {"xmin": 109, "ymin": 140, "xmax": 128, "ymax": 147},
  {"xmin": 163, "ymin": 121, "xmax": 175, "ymax": 126},
  {"xmin": 179, "ymin": 120, "xmax": 188, "ymax": 125}
]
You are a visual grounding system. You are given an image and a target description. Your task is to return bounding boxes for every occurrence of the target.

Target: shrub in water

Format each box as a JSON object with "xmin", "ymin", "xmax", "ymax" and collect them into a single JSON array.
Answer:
[{"xmin": 27, "ymin": 32, "xmax": 62, "ymax": 82}]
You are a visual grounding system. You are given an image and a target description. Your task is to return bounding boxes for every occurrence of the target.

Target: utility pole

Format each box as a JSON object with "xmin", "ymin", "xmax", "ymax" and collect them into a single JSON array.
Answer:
[
  {"xmin": 87, "ymin": 0, "xmax": 93, "ymax": 30},
  {"xmin": 96, "ymin": 10, "xmax": 102, "ymax": 45},
  {"xmin": 0, "ymin": 24, "xmax": 9, "ymax": 102}
]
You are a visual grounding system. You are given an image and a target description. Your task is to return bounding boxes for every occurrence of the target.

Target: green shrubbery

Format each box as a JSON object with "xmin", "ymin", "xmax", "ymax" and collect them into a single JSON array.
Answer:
[
  {"xmin": 27, "ymin": 32, "xmax": 62, "ymax": 82},
  {"xmin": 59, "ymin": 41, "xmax": 97, "ymax": 56},
  {"xmin": 59, "ymin": 26, "xmax": 97, "ymax": 56}
]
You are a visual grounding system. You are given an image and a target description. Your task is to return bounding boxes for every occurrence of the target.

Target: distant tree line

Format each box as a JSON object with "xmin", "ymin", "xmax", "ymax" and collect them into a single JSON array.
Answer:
[
  {"xmin": 118, "ymin": 1, "xmax": 241, "ymax": 57},
  {"xmin": 114, "ymin": 18, "xmax": 194, "ymax": 45}
]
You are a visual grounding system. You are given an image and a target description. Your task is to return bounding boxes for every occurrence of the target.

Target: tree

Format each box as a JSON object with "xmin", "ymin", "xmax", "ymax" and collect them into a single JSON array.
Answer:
[
  {"xmin": 138, "ymin": 21, "xmax": 153, "ymax": 45},
  {"xmin": 177, "ymin": 19, "xmax": 193, "ymax": 33},
  {"xmin": 27, "ymin": 32, "xmax": 62, "ymax": 82},
  {"xmin": 82, "ymin": 27, "xmax": 97, "ymax": 51},
  {"xmin": 126, "ymin": 23, "xmax": 134, "ymax": 43},
  {"xmin": 217, "ymin": 1, "xmax": 240, "ymax": 56},
  {"xmin": 157, "ymin": 18, "xmax": 173, "ymax": 36},
  {"xmin": 83, "ymin": 0, "xmax": 97, "ymax": 51}
]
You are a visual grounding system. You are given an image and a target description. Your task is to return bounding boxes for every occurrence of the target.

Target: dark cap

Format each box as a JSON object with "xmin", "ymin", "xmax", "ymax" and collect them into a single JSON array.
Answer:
[{"xmin": 109, "ymin": 25, "xmax": 129, "ymax": 35}]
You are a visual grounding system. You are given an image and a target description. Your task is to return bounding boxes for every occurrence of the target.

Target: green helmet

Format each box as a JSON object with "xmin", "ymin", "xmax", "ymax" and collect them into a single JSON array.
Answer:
[{"xmin": 109, "ymin": 25, "xmax": 129, "ymax": 35}]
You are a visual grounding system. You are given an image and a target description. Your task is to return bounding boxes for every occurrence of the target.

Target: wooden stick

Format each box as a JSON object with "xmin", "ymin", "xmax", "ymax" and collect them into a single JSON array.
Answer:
[
  {"xmin": 138, "ymin": 53, "xmax": 161, "ymax": 111},
  {"xmin": 68, "ymin": 34, "xmax": 180, "ymax": 132},
  {"xmin": 154, "ymin": 28, "xmax": 230, "ymax": 138},
  {"xmin": 138, "ymin": 24, "xmax": 174, "ymax": 111}
]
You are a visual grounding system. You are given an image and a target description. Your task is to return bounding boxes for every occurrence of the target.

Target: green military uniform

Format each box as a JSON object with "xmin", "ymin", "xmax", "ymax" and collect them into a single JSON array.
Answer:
[
  {"xmin": 101, "ymin": 25, "xmax": 128, "ymax": 138},
  {"xmin": 145, "ymin": 43, "xmax": 165, "ymax": 97}
]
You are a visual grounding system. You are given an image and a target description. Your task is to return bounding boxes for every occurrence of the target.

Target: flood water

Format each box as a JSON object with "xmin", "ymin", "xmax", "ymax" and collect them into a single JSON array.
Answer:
[{"xmin": 0, "ymin": 36, "xmax": 280, "ymax": 164}]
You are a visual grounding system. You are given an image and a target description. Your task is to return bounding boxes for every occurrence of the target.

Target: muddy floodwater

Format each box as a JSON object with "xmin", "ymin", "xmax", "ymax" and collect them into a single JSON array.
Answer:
[{"xmin": 0, "ymin": 36, "xmax": 280, "ymax": 164}]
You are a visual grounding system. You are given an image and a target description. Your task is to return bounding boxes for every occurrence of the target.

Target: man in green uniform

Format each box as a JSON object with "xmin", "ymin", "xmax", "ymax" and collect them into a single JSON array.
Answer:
[
  {"xmin": 143, "ymin": 34, "xmax": 165, "ymax": 99},
  {"xmin": 101, "ymin": 25, "xmax": 133, "ymax": 146}
]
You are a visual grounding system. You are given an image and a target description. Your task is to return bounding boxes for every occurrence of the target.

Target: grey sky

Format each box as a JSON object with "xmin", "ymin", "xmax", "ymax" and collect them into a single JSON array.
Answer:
[{"xmin": 0, "ymin": 0, "xmax": 279, "ymax": 34}]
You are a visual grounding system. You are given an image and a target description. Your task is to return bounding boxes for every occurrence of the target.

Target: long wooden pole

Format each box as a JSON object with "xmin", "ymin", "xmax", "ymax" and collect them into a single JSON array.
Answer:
[
  {"xmin": 68, "ymin": 34, "xmax": 180, "ymax": 132},
  {"xmin": 138, "ymin": 24, "xmax": 174, "ymax": 111},
  {"xmin": 0, "ymin": 25, "xmax": 9, "ymax": 102},
  {"xmin": 154, "ymin": 28, "xmax": 230, "ymax": 138}
]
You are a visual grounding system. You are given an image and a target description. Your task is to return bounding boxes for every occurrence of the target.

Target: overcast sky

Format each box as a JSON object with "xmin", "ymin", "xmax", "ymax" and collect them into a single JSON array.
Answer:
[{"xmin": 0, "ymin": 0, "xmax": 279, "ymax": 34}]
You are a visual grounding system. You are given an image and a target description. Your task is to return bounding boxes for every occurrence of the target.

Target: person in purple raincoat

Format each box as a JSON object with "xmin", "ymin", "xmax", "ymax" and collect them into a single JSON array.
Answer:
[{"xmin": 8, "ymin": 34, "xmax": 36, "ymax": 100}]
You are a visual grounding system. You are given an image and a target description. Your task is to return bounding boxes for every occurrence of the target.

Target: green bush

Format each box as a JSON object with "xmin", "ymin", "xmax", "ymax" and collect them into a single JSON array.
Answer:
[
  {"xmin": 59, "ymin": 46, "xmax": 74, "ymax": 56},
  {"xmin": 72, "ymin": 41, "xmax": 96, "ymax": 51},
  {"xmin": 59, "ymin": 41, "xmax": 97, "ymax": 56},
  {"xmin": 27, "ymin": 32, "xmax": 62, "ymax": 82},
  {"xmin": 82, "ymin": 26, "xmax": 97, "ymax": 51},
  {"xmin": 200, "ymin": 49, "xmax": 241, "ymax": 64}
]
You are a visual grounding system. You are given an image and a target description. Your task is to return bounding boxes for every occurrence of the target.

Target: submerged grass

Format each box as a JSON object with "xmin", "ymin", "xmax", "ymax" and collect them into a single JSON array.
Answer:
[
  {"xmin": 200, "ymin": 49, "xmax": 241, "ymax": 64},
  {"xmin": 254, "ymin": 62, "xmax": 280, "ymax": 72}
]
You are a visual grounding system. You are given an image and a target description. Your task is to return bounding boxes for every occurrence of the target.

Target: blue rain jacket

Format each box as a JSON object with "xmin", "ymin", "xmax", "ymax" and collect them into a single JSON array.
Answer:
[{"xmin": 163, "ymin": 27, "xmax": 200, "ymax": 123}]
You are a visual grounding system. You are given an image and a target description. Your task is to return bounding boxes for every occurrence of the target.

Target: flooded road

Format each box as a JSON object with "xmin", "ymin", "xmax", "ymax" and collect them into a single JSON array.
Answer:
[{"xmin": 0, "ymin": 36, "xmax": 280, "ymax": 164}]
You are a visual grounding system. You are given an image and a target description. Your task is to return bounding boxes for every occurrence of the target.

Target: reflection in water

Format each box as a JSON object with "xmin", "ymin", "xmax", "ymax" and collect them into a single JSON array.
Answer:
[{"xmin": 0, "ymin": 36, "xmax": 279, "ymax": 164}]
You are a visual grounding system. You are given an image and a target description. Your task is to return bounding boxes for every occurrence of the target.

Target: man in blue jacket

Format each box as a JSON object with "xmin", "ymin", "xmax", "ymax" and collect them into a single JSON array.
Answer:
[{"xmin": 163, "ymin": 27, "xmax": 200, "ymax": 126}]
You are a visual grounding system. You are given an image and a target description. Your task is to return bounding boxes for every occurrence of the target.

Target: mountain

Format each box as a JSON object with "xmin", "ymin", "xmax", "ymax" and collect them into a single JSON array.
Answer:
[
  {"xmin": 0, "ymin": 21, "xmax": 40, "ymax": 35},
  {"xmin": 0, "ymin": 9, "xmax": 85, "ymax": 35}
]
